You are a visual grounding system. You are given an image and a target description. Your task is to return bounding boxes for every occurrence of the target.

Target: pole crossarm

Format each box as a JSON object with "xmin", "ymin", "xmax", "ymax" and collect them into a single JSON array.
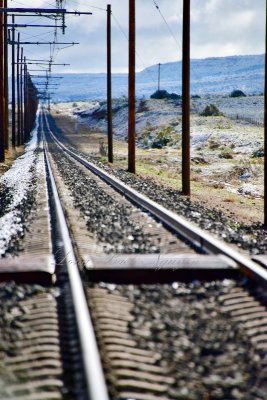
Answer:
[
  {"xmin": 6, "ymin": 23, "xmax": 67, "ymax": 28},
  {"xmin": 26, "ymin": 59, "xmax": 54, "ymax": 62},
  {"xmin": 9, "ymin": 41, "xmax": 79, "ymax": 45},
  {"xmin": 0, "ymin": 8, "xmax": 92, "ymax": 15},
  {"xmin": 31, "ymin": 75, "xmax": 63, "ymax": 78},
  {"xmin": 0, "ymin": 8, "xmax": 67, "ymax": 13},
  {"xmin": 35, "ymin": 83, "xmax": 60, "ymax": 85},
  {"xmin": 27, "ymin": 69, "xmax": 51, "ymax": 71},
  {"xmin": 15, "ymin": 62, "xmax": 70, "ymax": 65}
]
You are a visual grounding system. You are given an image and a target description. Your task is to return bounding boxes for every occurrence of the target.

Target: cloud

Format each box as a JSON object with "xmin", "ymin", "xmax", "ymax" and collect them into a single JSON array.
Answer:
[{"xmin": 13, "ymin": 0, "xmax": 266, "ymax": 73}]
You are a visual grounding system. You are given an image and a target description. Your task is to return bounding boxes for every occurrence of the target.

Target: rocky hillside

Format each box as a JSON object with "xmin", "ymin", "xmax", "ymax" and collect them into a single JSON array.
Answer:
[{"xmin": 140, "ymin": 54, "xmax": 264, "ymax": 95}]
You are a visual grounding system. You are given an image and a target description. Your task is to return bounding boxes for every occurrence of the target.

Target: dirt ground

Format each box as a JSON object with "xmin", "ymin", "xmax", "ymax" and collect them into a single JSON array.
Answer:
[{"xmin": 51, "ymin": 113, "xmax": 264, "ymax": 226}]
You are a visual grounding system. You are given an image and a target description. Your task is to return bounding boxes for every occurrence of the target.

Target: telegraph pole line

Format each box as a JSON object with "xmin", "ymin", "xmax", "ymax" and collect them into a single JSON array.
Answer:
[
  {"xmin": 158, "ymin": 63, "xmax": 161, "ymax": 91},
  {"xmin": 128, "ymin": 0, "xmax": 136, "ymax": 173},
  {"xmin": 107, "ymin": 4, "xmax": 113, "ymax": 163},
  {"xmin": 182, "ymin": 0, "xmax": 190, "ymax": 196},
  {"xmin": 0, "ymin": 0, "xmax": 4, "ymax": 161}
]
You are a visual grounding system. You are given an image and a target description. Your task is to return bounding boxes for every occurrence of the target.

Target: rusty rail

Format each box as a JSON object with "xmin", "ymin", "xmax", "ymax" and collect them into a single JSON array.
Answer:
[
  {"xmin": 42, "ymin": 114, "xmax": 109, "ymax": 400},
  {"xmin": 43, "ymin": 109, "xmax": 267, "ymax": 286}
]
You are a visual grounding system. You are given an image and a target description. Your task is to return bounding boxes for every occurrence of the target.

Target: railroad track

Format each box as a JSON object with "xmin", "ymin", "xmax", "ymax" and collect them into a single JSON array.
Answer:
[
  {"xmin": 0, "ymin": 108, "xmax": 267, "ymax": 399},
  {"xmin": 43, "ymin": 108, "xmax": 267, "ymax": 281}
]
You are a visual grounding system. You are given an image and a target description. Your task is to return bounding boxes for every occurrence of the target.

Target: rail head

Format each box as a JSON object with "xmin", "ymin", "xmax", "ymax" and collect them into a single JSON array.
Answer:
[
  {"xmin": 43, "ymin": 136, "xmax": 109, "ymax": 400},
  {"xmin": 43, "ymin": 110, "xmax": 267, "ymax": 285}
]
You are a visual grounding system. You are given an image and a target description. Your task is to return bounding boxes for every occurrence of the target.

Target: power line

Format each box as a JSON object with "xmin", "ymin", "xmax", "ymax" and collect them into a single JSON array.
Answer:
[
  {"xmin": 112, "ymin": 12, "xmax": 128, "ymax": 41},
  {"xmin": 67, "ymin": 0, "xmax": 106, "ymax": 12},
  {"xmin": 112, "ymin": 12, "xmax": 157, "ymax": 84},
  {"xmin": 152, "ymin": 0, "xmax": 182, "ymax": 51}
]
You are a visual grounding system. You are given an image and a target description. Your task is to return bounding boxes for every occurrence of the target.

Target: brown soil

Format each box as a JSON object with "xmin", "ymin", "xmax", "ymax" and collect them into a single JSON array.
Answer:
[{"xmin": 52, "ymin": 113, "xmax": 264, "ymax": 226}]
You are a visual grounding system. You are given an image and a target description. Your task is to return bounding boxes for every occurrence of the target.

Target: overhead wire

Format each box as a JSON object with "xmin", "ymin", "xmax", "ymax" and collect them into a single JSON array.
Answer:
[
  {"xmin": 151, "ymin": 0, "xmax": 182, "ymax": 52},
  {"xmin": 9, "ymin": 0, "xmax": 68, "ymax": 99},
  {"xmin": 65, "ymin": 0, "xmax": 106, "ymax": 12},
  {"xmin": 112, "ymin": 12, "xmax": 157, "ymax": 84},
  {"xmin": 20, "ymin": 29, "xmax": 55, "ymax": 39}
]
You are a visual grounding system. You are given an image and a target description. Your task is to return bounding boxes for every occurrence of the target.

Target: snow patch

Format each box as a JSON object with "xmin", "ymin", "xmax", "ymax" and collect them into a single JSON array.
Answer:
[{"xmin": 0, "ymin": 112, "xmax": 40, "ymax": 256}]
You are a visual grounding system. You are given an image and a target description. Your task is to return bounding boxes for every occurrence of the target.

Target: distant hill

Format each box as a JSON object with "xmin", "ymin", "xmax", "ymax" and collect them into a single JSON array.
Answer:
[
  {"xmin": 35, "ymin": 54, "xmax": 264, "ymax": 102},
  {"xmin": 139, "ymin": 54, "xmax": 264, "ymax": 95}
]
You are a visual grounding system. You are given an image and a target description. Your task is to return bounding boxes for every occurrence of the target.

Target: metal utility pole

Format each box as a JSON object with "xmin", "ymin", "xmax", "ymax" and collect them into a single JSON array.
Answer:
[
  {"xmin": 107, "ymin": 4, "xmax": 113, "ymax": 163},
  {"xmin": 158, "ymin": 63, "xmax": 161, "ymax": 92},
  {"xmin": 4, "ymin": 0, "xmax": 8, "ymax": 150},
  {"xmin": 23, "ymin": 56, "xmax": 27, "ymax": 140},
  {"xmin": 0, "ymin": 0, "xmax": 4, "ymax": 161},
  {"xmin": 20, "ymin": 47, "xmax": 24, "ymax": 143},
  {"xmin": 182, "ymin": 0, "xmax": 190, "ymax": 196},
  {"xmin": 11, "ymin": 14, "xmax": 16, "ymax": 147},
  {"xmin": 264, "ymin": 0, "xmax": 267, "ymax": 227},
  {"xmin": 128, "ymin": 0, "xmax": 136, "ymax": 173},
  {"xmin": 16, "ymin": 32, "xmax": 21, "ymax": 146}
]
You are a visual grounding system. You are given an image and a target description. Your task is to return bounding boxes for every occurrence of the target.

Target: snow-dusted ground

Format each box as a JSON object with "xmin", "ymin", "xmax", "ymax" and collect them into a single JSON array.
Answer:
[
  {"xmin": 53, "ymin": 98, "xmax": 182, "ymax": 138},
  {"xmin": 192, "ymin": 95, "xmax": 264, "ymax": 123},
  {"xmin": 52, "ymin": 96, "xmax": 264, "ymax": 199},
  {"xmin": 0, "ymin": 112, "xmax": 40, "ymax": 256}
]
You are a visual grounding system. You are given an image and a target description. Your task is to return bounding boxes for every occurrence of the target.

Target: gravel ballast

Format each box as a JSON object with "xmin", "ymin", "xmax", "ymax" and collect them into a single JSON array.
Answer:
[
  {"xmin": 47, "ymin": 137, "xmax": 163, "ymax": 254},
  {"xmin": 89, "ymin": 280, "xmax": 267, "ymax": 400},
  {"xmin": 47, "ymin": 113, "xmax": 267, "ymax": 256}
]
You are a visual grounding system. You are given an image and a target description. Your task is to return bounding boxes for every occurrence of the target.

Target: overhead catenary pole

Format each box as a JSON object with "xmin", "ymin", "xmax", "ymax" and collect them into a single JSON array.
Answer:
[
  {"xmin": 4, "ymin": 0, "xmax": 8, "ymax": 150},
  {"xmin": 23, "ymin": 56, "xmax": 27, "ymax": 139},
  {"xmin": 182, "ymin": 0, "xmax": 190, "ymax": 196},
  {"xmin": 20, "ymin": 47, "xmax": 24, "ymax": 143},
  {"xmin": 0, "ymin": 0, "xmax": 4, "ymax": 161},
  {"xmin": 16, "ymin": 32, "xmax": 21, "ymax": 146},
  {"xmin": 107, "ymin": 4, "xmax": 113, "ymax": 163},
  {"xmin": 128, "ymin": 0, "xmax": 136, "ymax": 173},
  {"xmin": 11, "ymin": 14, "xmax": 16, "ymax": 146}
]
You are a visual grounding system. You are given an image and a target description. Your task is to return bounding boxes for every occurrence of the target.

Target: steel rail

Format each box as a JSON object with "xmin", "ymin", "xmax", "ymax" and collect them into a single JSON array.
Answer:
[
  {"xmin": 41, "ymin": 113, "xmax": 109, "ymax": 400},
  {"xmin": 43, "ymin": 110, "xmax": 267, "ymax": 284}
]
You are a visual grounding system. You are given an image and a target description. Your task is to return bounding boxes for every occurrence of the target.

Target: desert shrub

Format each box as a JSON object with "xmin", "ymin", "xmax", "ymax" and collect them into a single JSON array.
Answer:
[
  {"xmin": 138, "ymin": 125, "xmax": 179, "ymax": 149},
  {"xmin": 150, "ymin": 90, "xmax": 181, "ymax": 100},
  {"xmin": 138, "ymin": 99, "xmax": 149, "ymax": 113},
  {"xmin": 200, "ymin": 104, "xmax": 223, "ymax": 117},
  {"xmin": 251, "ymin": 147, "xmax": 264, "ymax": 157},
  {"xmin": 138, "ymin": 126, "xmax": 152, "ymax": 148},
  {"xmin": 99, "ymin": 139, "xmax": 107, "ymax": 156},
  {"xmin": 191, "ymin": 156, "xmax": 208, "ymax": 165},
  {"xmin": 219, "ymin": 146, "xmax": 234, "ymax": 159},
  {"xmin": 230, "ymin": 89, "xmax": 246, "ymax": 98},
  {"xmin": 72, "ymin": 102, "xmax": 78, "ymax": 107},
  {"xmin": 191, "ymin": 94, "xmax": 201, "ymax": 99},
  {"xmin": 208, "ymin": 138, "xmax": 220, "ymax": 149},
  {"xmin": 151, "ymin": 128, "xmax": 171, "ymax": 148}
]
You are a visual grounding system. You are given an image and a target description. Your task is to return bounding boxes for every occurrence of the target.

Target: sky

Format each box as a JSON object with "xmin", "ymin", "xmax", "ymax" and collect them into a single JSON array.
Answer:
[{"xmin": 8, "ymin": 0, "xmax": 266, "ymax": 73}]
